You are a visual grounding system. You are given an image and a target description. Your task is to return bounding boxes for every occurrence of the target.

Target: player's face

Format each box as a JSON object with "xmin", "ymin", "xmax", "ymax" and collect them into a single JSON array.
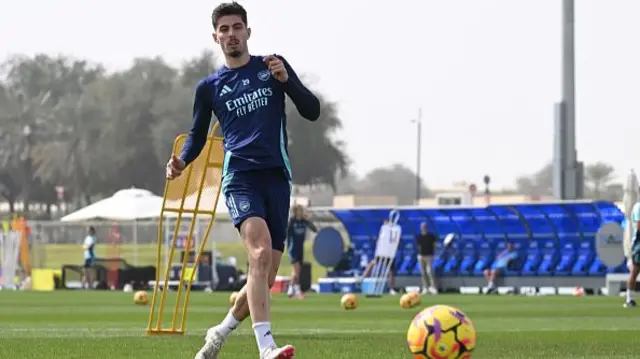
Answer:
[
  {"xmin": 213, "ymin": 15, "xmax": 250, "ymax": 58},
  {"xmin": 420, "ymin": 223, "xmax": 427, "ymax": 233},
  {"xmin": 294, "ymin": 207, "xmax": 303, "ymax": 218}
]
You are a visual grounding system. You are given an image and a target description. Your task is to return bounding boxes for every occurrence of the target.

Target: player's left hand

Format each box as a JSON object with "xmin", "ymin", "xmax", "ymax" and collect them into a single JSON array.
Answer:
[{"xmin": 264, "ymin": 55, "xmax": 288, "ymax": 83}]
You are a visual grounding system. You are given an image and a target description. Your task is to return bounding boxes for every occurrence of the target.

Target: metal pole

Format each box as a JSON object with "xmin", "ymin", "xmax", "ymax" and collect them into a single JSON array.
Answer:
[
  {"xmin": 560, "ymin": 0, "xmax": 583, "ymax": 199},
  {"xmin": 416, "ymin": 109, "xmax": 422, "ymax": 204}
]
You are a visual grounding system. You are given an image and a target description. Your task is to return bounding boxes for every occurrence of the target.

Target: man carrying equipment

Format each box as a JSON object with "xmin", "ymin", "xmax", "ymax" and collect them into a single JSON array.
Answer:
[{"xmin": 165, "ymin": 2, "xmax": 320, "ymax": 358}]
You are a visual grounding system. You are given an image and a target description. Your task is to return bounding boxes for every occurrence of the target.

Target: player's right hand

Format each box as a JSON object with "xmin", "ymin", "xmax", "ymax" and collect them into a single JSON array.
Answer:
[{"xmin": 166, "ymin": 154, "xmax": 186, "ymax": 180}]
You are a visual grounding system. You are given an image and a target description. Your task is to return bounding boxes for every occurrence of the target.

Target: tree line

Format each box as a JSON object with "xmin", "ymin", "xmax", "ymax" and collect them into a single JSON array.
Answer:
[
  {"xmin": 0, "ymin": 52, "xmax": 348, "ymax": 218},
  {"xmin": 0, "ymin": 52, "xmax": 624, "ymax": 218},
  {"xmin": 298, "ymin": 161, "xmax": 624, "ymax": 206},
  {"xmin": 515, "ymin": 161, "xmax": 622, "ymax": 201}
]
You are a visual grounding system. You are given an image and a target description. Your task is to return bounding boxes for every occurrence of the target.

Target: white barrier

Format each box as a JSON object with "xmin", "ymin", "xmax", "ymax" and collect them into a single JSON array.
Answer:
[{"xmin": 0, "ymin": 231, "xmax": 21, "ymax": 289}]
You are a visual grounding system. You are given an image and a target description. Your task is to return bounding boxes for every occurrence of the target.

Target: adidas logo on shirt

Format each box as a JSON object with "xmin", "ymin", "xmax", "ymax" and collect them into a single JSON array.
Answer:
[{"xmin": 219, "ymin": 85, "xmax": 233, "ymax": 97}]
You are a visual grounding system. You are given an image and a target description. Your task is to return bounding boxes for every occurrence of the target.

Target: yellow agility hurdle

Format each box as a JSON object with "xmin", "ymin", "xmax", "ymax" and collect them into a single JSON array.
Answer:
[{"xmin": 147, "ymin": 123, "xmax": 224, "ymax": 335}]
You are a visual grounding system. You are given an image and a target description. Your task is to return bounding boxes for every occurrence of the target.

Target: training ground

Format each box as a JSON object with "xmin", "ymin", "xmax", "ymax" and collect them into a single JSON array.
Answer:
[{"xmin": 1, "ymin": 291, "xmax": 639, "ymax": 358}]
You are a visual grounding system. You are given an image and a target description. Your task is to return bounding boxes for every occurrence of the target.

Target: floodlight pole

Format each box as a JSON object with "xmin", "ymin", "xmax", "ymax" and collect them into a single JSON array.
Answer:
[{"xmin": 415, "ymin": 109, "xmax": 422, "ymax": 204}]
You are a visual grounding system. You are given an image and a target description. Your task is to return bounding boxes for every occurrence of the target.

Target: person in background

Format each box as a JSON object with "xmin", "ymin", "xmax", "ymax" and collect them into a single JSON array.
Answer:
[
  {"xmin": 81, "ymin": 226, "xmax": 97, "ymax": 290},
  {"xmin": 415, "ymin": 222, "xmax": 438, "ymax": 295},
  {"xmin": 624, "ymin": 195, "xmax": 640, "ymax": 308},
  {"xmin": 285, "ymin": 205, "xmax": 318, "ymax": 299},
  {"xmin": 483, "ymin": 242, "xmax": 518, "ymax": 294}
]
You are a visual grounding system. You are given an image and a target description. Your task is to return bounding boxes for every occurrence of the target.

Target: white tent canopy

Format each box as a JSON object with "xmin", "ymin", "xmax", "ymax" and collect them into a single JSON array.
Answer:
[
  {"xmin": 61, "ymin": 188, "xmax": 167, "ymax": 222},
  {"xmin": 60, "ymin": 187, "xmax": 230, "ymax": 222}
]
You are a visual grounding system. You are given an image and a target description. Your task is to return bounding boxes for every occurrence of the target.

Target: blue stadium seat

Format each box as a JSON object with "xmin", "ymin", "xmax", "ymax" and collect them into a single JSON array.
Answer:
[
  {"xmin": 411, "ymin": 260, "xmax": 421, "ymax": 276},
  {"xmin": 351, "ymin": 239, "xmax": 366, "ymax": 250},
  {"xmin": 431, "ymin": 247, "xmax": 447, "ymax": 276},
  {"xmin": 609, "ymin": 261, "xmax": 630, "ymax": 274},
  {"xmin": 473, "ymin": 240, "xmax": 495, "ymax": 276},
  {"xmin": 571, "ymin": 240, "xmax": 595, "ymax": 276},
  {"xmin": 396, "ymin": 247, "xmax": 416, "ymax": 276},
  {"xmin": 441, "ymin": 242, "xmax": 460, "ymax": 276},
  {"xmin": 588, "ymin": 258, "xmax": 607, "ymax": 276},
  {"xmin": 588, "ymin": 256, "xmax": 629, "ymax": 275},
  {"xmin": 328, "ymin": 203, "xmax": 627, "ymax": 279},
  {"xmin": 554, "ymin": 239, "xmax": 577, "ymax": 276},
  {"xmin": 536, "ymin": 239, "xmax": 558, "ymax": 276},
  {"xmin": 458, "ymin": 241, "xmax": 477, "ymax": 276},
  {"xmin": 504, "ymin": 251, "xmax": 526, "ymax": 276},
  {"xmin": 442, "ymin": 255, "xmax": 460, "ymax": 276},
  {"xmin": 361, "ymin": 242, "xmax": 375, "ymax": 261},
  {"xmin": 494, "ymin": 240, "xmax": 507, "ymax": 253},
  {"xmin": 520, "ymin": 240, "xmax": 543, "ymax": 276}
]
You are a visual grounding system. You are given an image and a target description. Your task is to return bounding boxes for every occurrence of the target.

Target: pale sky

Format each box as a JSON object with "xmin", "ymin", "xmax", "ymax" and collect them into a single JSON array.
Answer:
[{"xmin": 2, "ymin": 0, "xmax": 639, "ymax": 189}]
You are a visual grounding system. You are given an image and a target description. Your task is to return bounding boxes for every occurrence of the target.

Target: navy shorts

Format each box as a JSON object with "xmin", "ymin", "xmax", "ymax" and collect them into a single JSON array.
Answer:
[
  {"xmin": 223, "ymin": 168, "xmax": 291, "ymax": 252},
  {"xmin": 84, "ymin": 258, "xmax": 95, "ymax": 268},
  {"xmin": 289, "ymin": 247, "xmax": 304, "ymax": 264},
  {"xmin": 632, "ymin": 240, "xmax": 640, "ymax": 265}
]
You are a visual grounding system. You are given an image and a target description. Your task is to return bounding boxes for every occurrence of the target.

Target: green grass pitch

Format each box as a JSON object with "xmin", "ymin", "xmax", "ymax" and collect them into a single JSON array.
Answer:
[{"xmin": 1, "ymin": 291, "xmax": 639, "ymax": 358}]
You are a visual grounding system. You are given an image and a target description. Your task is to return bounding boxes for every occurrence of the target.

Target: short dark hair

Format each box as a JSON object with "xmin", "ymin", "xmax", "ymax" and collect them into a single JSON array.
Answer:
[
  {"xmin": 88, "ymin": 226, "xmax": 95, "ymax": 234},
  {"xmin": 212, "ymin": 2, "xmax": 248, "ymax": 29}
]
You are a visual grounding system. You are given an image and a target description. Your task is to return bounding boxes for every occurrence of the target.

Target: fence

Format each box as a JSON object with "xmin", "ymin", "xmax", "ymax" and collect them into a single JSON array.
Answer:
[{"xmin": 26, "ymin": 217, "xmax": 241, "ymax": 269}]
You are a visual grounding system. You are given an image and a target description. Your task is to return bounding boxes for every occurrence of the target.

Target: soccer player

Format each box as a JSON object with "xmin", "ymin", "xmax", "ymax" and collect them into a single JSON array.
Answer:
[
  {"xmin": 624, "ymin": 198, "xmax": 640, "ymax": 308},
  {"xmin": 483, "ymin": 242, "xmax": 518, "ymax": 294},
  {"xmin": 165, "ymin": 2, "xmax": 320, "ymax": 358},
  {"xmin": 285, "ymin": 204, "xmax": 318, "ymax": 298},
  {"xmin": 81, "ymin": 226, "xmax": 97, "ymax": 290}
]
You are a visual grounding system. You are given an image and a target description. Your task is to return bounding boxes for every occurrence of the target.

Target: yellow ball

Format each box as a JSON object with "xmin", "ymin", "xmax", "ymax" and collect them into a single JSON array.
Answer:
[
  {"xmin": 400, "ymin": 294, "xmax": 413, "ymax": 309},
  {"xmin": 407, "ymin": 305, "xmax": 476, "ymax": 359},
  {"xmin": 401, "ymin": 292, "xmax": 421, "ymax": 309},
  {"xmin": 340, "ymin": 293, "xmax": 358, "ymax": 310},
  {"xmin": 229, "ymin": 291, "xmax": 239, "ymax": 307},
  {"xmin": 133, "ymin": 290, "xmax": 148, "ymax": 305}
]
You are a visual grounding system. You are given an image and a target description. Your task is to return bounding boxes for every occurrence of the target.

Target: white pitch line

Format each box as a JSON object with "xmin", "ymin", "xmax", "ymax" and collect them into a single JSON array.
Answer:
[{"xmin": 0, "ymin": 326, "xmax": 636, "ymax": 339}]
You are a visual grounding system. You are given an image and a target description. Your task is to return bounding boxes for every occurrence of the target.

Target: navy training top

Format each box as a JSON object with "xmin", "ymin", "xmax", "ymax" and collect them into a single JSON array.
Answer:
[
  {"xmin": 286, "ymin": 218, "xmax": 318, "ymax": 253},
  {"xmin": 179, "ymin": 55, "xmax": 320, "ymax": 179}
]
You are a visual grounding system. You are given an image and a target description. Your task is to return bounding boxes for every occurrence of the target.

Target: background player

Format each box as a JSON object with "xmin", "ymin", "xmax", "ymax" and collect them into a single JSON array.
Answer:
[
  {"xmin": 165, "ymin": 2, "xmax": 320, "ymax": 358},
  {"xmin": 624, "ymin": 195, "xmax": 640, "ymax": 308},
  {"xmin": 81, "ymin": 226, "xmax": 97, "ymax": 290},
  {"xmin": 285, "ymin": 204, "xmax": 318, "ymax": 299}
]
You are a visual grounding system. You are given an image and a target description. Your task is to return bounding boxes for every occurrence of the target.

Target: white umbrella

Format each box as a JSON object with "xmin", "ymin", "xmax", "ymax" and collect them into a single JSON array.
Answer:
[{"xmin": 60, "ymin": 188, "xmax": 171, "ymax": 222}]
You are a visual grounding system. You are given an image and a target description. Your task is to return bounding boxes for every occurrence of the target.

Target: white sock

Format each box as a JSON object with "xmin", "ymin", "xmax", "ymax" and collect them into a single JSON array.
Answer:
[
  {"xmin": 295, "ymin": 284, "xmax": 302, "ymax": 294},
  {"xmin": 215, "ymin": 311, "xmax": 241, "ymax": 337},
  {"xmin": 488, "ymin": 281, "xmax": 495, "ymax": 288},
  {"xmin": 287, "ymin": 284, "xmax": 294, "ymax": 295},
  {"xmin": 627, "ymin": 289, "xmax": 634, "ymax": 302},
  {"xmin": 253, "ymin": 322, "xmax": 275, "ymax": 353}
]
